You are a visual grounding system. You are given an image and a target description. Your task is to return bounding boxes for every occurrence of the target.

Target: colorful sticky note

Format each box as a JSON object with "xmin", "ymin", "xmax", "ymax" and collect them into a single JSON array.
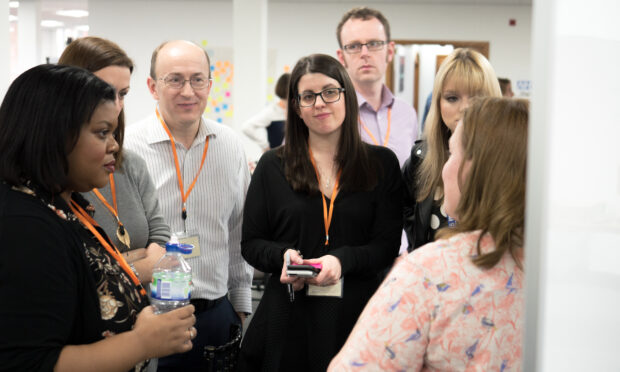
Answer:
[{"xmin": 225, "ymin": 91, "xmax": 231, "ymax": 97}]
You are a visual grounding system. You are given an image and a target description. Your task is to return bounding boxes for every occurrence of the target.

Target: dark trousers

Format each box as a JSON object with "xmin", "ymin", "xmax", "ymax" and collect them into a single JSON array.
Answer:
[{"xmin": 157, "ymin": 296, "xmax": 241, "ymax": 372}]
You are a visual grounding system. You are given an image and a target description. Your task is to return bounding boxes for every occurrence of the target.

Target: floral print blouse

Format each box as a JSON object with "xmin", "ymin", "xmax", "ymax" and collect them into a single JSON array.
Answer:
[
  {"xmin": 13, "ymin": 183, "xmax": 150, "ymax": 372},
  {"xmin": 329, "ymin": 231, "xmax": 524, "ymax": 371}
]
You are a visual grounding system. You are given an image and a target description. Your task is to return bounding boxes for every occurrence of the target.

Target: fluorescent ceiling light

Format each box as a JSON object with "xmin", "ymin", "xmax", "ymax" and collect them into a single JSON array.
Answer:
[
  {"xmin": 9, "ymin": 1, "xmax": 19, "ymax": 9},
  {"xmin": 76, "ymin": 25, "xmax": 90, "ymax": 32},
  {"xmin": 56, "ymin": 9, "xmax": 89, "ymax": 18},
  {"xmin": 41, "ymin": 20, "xmax": 64, "ymax": 28},
  {"xmin": 9, "ymin": 15, "xmax": 18, "ymax": 22}
]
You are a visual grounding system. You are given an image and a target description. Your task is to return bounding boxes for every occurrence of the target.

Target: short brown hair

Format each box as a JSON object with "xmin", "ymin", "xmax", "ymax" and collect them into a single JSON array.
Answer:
[
  {"xmin": 274, "ymin": 73, "xmax": 290, "ymax": 99},
  {"xmin": 59, "ymin": 36, "xmax": 133, "ymax": 167},
  {"xmin": 150, "ymin": 40, "xmax": 212, "ymax": 79},
  {"xmin": 437, "ymin": 97, "xmax": 529, "ymax": 270},
  {"xmin": 336, "ymin": 7, "xmax": 391, "ymax": 48}
]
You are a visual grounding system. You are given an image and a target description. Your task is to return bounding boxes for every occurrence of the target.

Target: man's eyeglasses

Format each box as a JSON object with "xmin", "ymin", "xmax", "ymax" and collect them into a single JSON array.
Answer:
[
  {"xmin": 342, "ymin": 40, "xmax": 387, "ymax": 54},
  {"xmin": 298, "ymin": 88, "xmax": 345, "ymax": 107},
  {"xmin": 159, "ymin": 74, "xmax": 211, "ymax": 90}
]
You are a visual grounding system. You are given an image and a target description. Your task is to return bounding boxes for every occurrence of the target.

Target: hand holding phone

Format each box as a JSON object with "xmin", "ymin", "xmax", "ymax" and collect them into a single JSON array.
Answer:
[{"xmin": 286, "ymin": 263, "xmax": 322, "ymax": 277}]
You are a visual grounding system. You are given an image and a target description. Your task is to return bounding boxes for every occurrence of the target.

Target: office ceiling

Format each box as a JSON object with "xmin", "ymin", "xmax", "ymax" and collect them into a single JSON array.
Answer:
[{"xmin": 11, "ymin": 0, "xmax": 531, "ymax": 30}]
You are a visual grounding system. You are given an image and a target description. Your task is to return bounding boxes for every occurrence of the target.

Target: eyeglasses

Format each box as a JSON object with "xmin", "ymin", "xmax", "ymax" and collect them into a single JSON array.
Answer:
[
  {"xmin": 342, "ymin": 40, "xmax": 387, "ymax": 54},
  {"xmin": 159, "ymin": 74, "xmax": 211, "ymax": 90},
  {"xmin": 298, "ymin": 88, "xmax": 345, "ymax": 107}
]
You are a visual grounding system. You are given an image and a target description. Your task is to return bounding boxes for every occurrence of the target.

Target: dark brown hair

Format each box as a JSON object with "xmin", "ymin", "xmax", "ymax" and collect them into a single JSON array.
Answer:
[
  {"xmin": 59, "ymin": 36, "xmax": 133, "ymax": 167},
  {"xmin": 336, "ymin": 7, "xmax": 391, "ymax": 48},
  {"xmin": 0, "ymin": 64, "xmax": 116, "ymax": 194},
  {"xmin": 274, "ymin": 73, "xmax": 290, "ymax": 100},
  {"xmin": 436, "ymin": 97, "xmax": 528, "ymax": 270},
  {"xmin": 279, "ymin": 54, "xmax": 376, "ymax": 193}
]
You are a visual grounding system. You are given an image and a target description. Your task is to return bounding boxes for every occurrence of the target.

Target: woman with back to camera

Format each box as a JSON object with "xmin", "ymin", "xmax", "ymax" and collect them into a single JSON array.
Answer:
[
  {"xmin": 59, "ymin": 36, "xmax": 169, "ymax": 283},
  {"xmin": 242, "ymin": 72, "xmax": 291, "ymax": 152},
  {"xmin": 239, "ymin": 54, "xmax": 404, "ymax": 371},
  {"xmin": 0, "ymin": 64, "xmax": 196, "ymax": 372},
  {"xmin": 402, "ymin": 48, "xmax": 502, "ymax": 251},
  {"xmin": 330, "ymin": 97, "xmax": 528, "ymax": 371}
]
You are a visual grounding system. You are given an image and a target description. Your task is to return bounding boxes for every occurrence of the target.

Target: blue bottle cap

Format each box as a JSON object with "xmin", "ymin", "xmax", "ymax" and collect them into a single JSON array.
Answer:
[
  {"xmin": 177, "ymin": 243, "xmax": 193, "ymax": 255},
  {"xmin": 165, "ymin": 242, "xmax": 179, "ymax": 252}
]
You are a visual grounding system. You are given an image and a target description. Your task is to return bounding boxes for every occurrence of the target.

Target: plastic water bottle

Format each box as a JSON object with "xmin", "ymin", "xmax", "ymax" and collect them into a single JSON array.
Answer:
[{"xmin": 150, "ymin": 235, "xmax": 193, "ymax": 314}]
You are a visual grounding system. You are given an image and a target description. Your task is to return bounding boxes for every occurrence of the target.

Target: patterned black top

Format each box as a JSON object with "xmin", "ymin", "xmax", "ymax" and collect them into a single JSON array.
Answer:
[{"xmin": 0, "ymin": 182, "xmax": 149, "ymax": 371}]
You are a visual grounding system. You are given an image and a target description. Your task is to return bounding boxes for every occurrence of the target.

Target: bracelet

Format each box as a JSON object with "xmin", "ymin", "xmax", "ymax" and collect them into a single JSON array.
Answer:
[{"xmin": 129, "ymin": 262, "xmax": 140, "ymax": 280}]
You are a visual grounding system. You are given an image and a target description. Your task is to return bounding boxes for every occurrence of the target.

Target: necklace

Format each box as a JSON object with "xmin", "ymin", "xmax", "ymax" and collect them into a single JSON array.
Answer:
[{"xmin": 317, "ymin": 163, "xmax": 335, "ymax": 189}]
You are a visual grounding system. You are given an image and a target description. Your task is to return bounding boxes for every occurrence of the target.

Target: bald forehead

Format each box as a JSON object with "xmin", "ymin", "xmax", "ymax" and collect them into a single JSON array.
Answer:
[{"xmin": 154, "ymin": 40, "xmax": 210, "ymax": 78}]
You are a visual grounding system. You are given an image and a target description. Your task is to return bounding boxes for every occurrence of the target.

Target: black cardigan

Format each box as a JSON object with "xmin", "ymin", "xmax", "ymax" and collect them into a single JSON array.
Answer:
[{"xmin": 239, "ymin": 145, "xmax": 404, "ymax": 371}]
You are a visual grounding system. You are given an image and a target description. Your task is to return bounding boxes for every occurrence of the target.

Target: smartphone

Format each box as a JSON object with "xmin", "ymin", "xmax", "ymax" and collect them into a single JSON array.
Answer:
[{"xmin": 286, "ymin": 264, "xmax": 321, "ymax": 277}]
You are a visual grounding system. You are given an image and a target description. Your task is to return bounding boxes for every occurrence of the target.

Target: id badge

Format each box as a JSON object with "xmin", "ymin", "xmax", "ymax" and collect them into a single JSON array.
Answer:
[
  {"xmin": 307, "ymin": 278, "xmax": 344, "ymax": 298},
  {"xmin": 175, "ymin": 230, "xmax": 201, "ymax": 259}
]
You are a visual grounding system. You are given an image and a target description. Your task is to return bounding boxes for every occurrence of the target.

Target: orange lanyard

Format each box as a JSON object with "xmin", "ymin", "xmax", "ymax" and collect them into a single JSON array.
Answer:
[
  {"xmin": 92, "ymin": 174, "xmax": 124, "ymax": 232},
  {"xmin": 156, "ymin": 108, "xmax": 209, "ymax": 221},
  {"xmin": 69, "ymin": 200, "xmax": 146, "ymax": 296},
  {"xmin": 359, "ymin": 107, "xmax": 391, "ymax": 146},
  {"xmin": 308, "ymin": 147, "xmax": 341, "ymax": 246}
]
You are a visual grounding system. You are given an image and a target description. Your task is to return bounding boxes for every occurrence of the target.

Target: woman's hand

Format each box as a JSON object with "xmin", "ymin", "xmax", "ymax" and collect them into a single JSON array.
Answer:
[
  {"xmin": 280, "ymin": 249, "xmax": 305, "ymax": 291},
  {"xmin": 305, "ymin": 255, "xmax": 342, "ymax": 287},
  {"xmin": 133, "ymin": 243, "xmax": 166, "ymax": 283},
  {"xmin": 133, "ymin": 305, "xmax": 197, "ymax": 360}
]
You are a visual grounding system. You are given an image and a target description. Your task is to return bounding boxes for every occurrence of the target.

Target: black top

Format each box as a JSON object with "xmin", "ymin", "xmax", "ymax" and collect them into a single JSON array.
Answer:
[
  {"xmin": 0, "ymin": 182, "xmax": 149, "ymax": 372},
  {"xmin": 402, "ymin": 140, "xmax": 449, "ymax": 251},
  {"xmin": 239, "ymin": 145, "xmax": 404, "ymax": 372}
]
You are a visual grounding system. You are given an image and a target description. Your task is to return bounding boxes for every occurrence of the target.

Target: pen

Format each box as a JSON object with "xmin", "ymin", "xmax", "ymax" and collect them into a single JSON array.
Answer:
[{"xmin": 285, "ymin": 251, "xmax": 294, "ymax": 302}]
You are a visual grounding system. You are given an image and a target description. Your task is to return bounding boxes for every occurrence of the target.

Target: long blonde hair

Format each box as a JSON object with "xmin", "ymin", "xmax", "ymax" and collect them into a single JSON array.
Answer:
[
  {"xmin": 417, "ymin": 48, "xmax": 501, "ymax": 203},
  {"xmin": 437, "ymin": 98, "xmax": 528, "ymax": 270}
]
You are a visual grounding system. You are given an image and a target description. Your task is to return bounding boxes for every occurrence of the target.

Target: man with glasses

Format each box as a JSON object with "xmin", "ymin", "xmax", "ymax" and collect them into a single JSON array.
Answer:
[
  {"xmin": 125, "ymin": 40, "xmax": 252, "ymax": 371},
  {"xmin": 336, "ymin": 7, "xmax": 418, "ymax": 167}
]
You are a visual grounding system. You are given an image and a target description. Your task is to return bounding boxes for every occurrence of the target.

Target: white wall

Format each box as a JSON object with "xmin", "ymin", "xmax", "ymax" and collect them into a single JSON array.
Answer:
[
  {"xmin": 85, "ymin": 1, "xmax": 531, "ymax": 126},
  {"xmin": 525, "ymin": 0, "xmax": 620, "ymax": 370}
]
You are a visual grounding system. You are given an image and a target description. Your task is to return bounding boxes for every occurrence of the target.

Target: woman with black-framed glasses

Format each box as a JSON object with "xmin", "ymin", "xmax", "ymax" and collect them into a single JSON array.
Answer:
[{"xmin": 239, "ymin": 54, "xmax": 404, "ymax": 371}]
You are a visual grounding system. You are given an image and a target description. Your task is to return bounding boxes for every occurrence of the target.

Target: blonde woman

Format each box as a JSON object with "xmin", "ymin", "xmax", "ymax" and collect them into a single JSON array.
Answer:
[
  {"xmin": 402, "ymin": 48, "xmax": 502, "ymax": 251},
  {"xmin": 330, "ymin": 97, "xmax": 528, "ymax": 371}
]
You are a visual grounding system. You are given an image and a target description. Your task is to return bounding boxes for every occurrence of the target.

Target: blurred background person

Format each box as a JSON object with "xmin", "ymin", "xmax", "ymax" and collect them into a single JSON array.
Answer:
[
  {"xmin": 330, "ymin": 97, "xmax": 528, "ymax": 371},
  {"xmin": 0, "ymin": 64, "xmax": 196, "ymax": 372},
  {"xmin": 239, "ymin": 54, "xmax": 403, "ymax": 371},
  {"xmin": 242, "ymin": 72, "xmax": 290, "ymax": 152},
  {"xmin": 59, "ymin": 36, "xmax": 169, "ymax": 284},
  {"xmin": 498, "ymin": 77, "xmax": 515, "ymax": 97},
  {"xmin": 402, "ymin": 48, "xmax": 502, "ymax": 251}
]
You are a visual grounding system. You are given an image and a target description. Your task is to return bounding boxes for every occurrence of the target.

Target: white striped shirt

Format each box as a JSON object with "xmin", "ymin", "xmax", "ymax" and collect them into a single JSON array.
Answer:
[{"xmin": 125, "ymin": 113, "xmax": 253, "ymax": 313}]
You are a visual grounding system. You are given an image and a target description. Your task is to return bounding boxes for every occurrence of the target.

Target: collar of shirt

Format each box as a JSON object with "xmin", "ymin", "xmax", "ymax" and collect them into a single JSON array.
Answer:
[
  {"xmin": 356, "ymin": 84, "xmax": 395, "ymax": 113},
  {"xmin": 145, "ymin": 114, "xmax": 217, "ymax": 149}
]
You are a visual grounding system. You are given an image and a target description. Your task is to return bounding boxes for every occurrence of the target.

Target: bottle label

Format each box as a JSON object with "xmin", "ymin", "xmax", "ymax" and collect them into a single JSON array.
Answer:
[{"xmin": 151, "ymin": 273, "xmax": 191, "ymax": 301}]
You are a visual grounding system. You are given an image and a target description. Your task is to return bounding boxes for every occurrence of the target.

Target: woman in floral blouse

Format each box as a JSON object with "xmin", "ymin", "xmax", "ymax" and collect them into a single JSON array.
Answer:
[
  {"xmin": 330, "ymin": 97, "xmax": 528, "ymax": 371},
  {"xmin": 0, "ymin": 64, "xmax": 196, "ymax": 372}
]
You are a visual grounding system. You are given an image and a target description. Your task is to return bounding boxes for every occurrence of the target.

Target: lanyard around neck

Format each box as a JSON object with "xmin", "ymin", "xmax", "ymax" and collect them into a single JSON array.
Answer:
[
  {"xmin": 308, "ymin": 146, "xmax": 341, "ymax": 246},
  {"xmin": 155, "ymin": 108, "xmax": 209, "ymax": 221},
  {"xmin": 92, "ymin": 174, "xmax": 123, "ymax": 230},
  {"xmin": 359, "ymin": 106, "xmax": 392, "ymax": 146},
  {"xmin": 69, "ymin": 200, "xmax": 146, "ymax": 296}
]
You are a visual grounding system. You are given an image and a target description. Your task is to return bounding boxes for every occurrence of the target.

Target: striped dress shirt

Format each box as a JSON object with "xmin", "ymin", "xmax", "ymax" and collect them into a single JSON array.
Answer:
[{"xmin": 125, "ymin": 113, "xmax": 253, "ymax": 313}]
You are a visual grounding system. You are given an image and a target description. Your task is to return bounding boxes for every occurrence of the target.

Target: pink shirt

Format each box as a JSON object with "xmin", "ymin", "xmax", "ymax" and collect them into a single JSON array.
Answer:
[{"xmin": 329, "ymin": 231, "xmax": 524, "ymax": 371}]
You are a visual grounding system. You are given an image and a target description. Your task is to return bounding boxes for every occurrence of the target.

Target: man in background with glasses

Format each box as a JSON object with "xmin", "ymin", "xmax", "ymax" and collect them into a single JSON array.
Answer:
[
  {"xmin": 336, "ymin": 7, "xmax": 418, "ymax": 168},
  {"xmin": 125, "ymin": 40, "xmax": 252, "ymax": 371}
]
